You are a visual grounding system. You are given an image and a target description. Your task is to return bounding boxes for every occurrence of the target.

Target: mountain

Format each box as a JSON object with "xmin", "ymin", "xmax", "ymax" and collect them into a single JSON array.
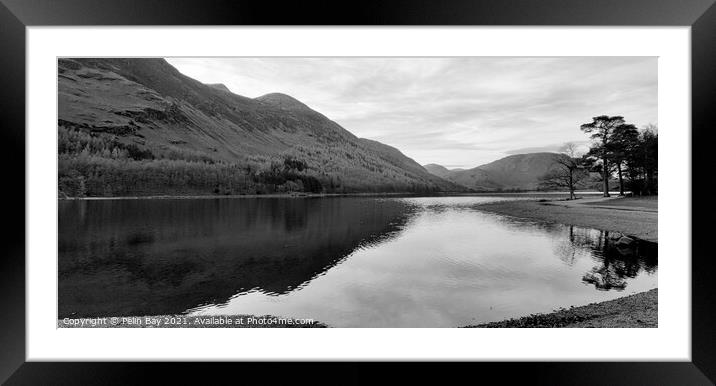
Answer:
[
  {"xmin": 424, "ymin": 153, "xmax": 570, "ymax": 191},
  {"xmin": 423, "ymin": 164, "xmax": 452, "ymax": 179},
  {"xmin": 57, "ymin": 58, "xmax": 461, "ymax": 197},
  {"xmin": 206, "ymin": 83, "xmax": 232, "ymax": 93},
  {"xmin": 255, "ymin": 92, "xmax": 314, "ymax": 111}
]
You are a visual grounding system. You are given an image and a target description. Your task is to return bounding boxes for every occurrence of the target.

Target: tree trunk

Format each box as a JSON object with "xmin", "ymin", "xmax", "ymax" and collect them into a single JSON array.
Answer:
[
  {"xmin": 602, "ymin": 158, "xmax": 610, "ymax": 197},
  {"xmin": 617, "ymin": 163, "xmax": 624, "ymax": 196}
]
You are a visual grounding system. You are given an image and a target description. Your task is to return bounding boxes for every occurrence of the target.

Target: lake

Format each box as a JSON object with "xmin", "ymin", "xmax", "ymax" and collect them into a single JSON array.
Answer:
[{"xmin": 58, "ymin": 196, "xmax": 657, "ymax": 327}]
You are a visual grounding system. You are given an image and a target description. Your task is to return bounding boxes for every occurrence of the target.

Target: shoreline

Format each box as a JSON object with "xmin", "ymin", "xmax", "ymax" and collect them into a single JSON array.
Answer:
[
  {"xmin": 471, "ymin": 196, "xmax": 658, "ymax": 327},
  {"xmin": 476, "ymin": 196, "xmax": 658, "ymax": 242},
  {"xmin": 59, "ymin": 191, "xmax": 452, "ymax": 201},
  {"xmin": 58, "ymin": 191, "xmax": 610, "ymax": 201},
  {"xmin": 56, "ymin": 289, "xmax": 657, "ymax": 328},
  {"xmin": 468, "ymin": 289, "xmax": 658, "ymax": 328}
]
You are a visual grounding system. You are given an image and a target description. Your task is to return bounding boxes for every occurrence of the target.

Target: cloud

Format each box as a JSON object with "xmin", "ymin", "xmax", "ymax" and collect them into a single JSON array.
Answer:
[
  {"xmin": 505, "ymin": 141, "xmax": 591, "ymax": 156},
  {"xmin": 166, "ymin": 57, "xmax": 657, "ymax": 169},
  {"xmin": 504, "ymin": 144, "xmax": 567, "ymax": 155}
]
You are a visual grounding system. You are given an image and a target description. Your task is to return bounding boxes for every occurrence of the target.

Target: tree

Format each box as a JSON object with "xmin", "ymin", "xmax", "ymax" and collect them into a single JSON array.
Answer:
[
  {"xmin": 538, "ymin": 142, "xmax": 588, "ymax": 200},
  {"xmin": 608, "ymin": 123, "xmax": 639, "ymax": 196},
  {"xmin": 624, "ymin": 124, "xmax": 658, "ymax": 195},
  {"xmin": 640, "ymin": 125, "xmax": 658, "ymax": 194},
  {"xmin": 580, "ymin": 116, "xmax": 625, "ymax": 197}
]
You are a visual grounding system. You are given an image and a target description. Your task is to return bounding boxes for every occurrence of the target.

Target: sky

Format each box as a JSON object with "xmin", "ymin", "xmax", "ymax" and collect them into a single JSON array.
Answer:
[{"xmin": 167, "ymin": 57, "xmax": 657, "ymax": 169}]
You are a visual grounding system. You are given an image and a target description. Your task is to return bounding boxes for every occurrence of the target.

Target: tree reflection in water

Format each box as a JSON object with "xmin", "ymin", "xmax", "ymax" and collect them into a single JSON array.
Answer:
[{"xmin": 556, "ymin": 226, "xmax": 657, "ymax": 291}]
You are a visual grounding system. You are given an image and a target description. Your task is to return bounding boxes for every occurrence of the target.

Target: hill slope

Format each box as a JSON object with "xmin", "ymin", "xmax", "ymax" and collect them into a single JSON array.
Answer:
[
  {"xmin": 58, "ymin": 58, "xmax": 460, "ymax": 196},
  {"xmin": 424, "ymin": 153, "xmax": 571, "ymax": 191},
  {"xmin": 423, "ymin": 164, "xmax": 452, "ymax": 179}
]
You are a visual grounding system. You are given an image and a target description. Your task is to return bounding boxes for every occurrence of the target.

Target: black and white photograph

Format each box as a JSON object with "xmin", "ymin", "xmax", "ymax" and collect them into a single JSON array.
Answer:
[
  {"xmin": 56, "ymin": 57, "xmax": 659, "ymax": 329},
  {"xmin": 5, "ymin": 0, "xmax": 716, "ymax": 381}
]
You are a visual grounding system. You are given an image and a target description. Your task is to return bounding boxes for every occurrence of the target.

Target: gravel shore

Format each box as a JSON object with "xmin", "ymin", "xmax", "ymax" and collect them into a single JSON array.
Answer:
[{"xmin": 468, "ymin": 289, "xmax": 658, "ymax": 328}]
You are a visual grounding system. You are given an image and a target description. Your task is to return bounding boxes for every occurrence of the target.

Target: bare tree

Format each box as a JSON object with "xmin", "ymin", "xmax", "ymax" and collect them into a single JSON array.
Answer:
[{"xmin": 538, "ymin": 142, "xmax": 588, "ymax": 200}]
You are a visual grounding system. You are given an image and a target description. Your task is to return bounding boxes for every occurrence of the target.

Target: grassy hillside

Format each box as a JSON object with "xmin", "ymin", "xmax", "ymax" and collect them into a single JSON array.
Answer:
[
  {"xmin": 464, "ymin": 153, "xmax": 566, "ymax": 190},
  {"xmin": 58, "ymin": 58, "xmax": 461, "ymax": 197},
  {"xmin": 424, "ymin": 153, "xmax": 587, "ymax": 191},
  {"xmin": 423, "ymin": 164, "xmax": 451, "ymax": 179}
]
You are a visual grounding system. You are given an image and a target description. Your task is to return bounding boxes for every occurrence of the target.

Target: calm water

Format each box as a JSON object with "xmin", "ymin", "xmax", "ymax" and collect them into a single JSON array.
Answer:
[{"xmin": 58, "ymin": 196, "xmax": 657, "ymax": 327}]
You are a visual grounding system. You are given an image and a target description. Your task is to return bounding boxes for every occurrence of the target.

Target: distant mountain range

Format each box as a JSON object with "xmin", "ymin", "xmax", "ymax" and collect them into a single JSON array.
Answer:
[
  {"xmin": 424, "ymin": 153, "xmax": 573, "ymax": 191},
  {"xmin": 57, "ymin": 58, "xmax": 462, "ymax": 196}
]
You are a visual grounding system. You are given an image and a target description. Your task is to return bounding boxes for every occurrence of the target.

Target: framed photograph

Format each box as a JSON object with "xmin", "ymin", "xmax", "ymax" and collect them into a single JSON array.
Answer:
[{"xmin": 2, "ymin": 0, "xmax": 714, "ymax": 383}]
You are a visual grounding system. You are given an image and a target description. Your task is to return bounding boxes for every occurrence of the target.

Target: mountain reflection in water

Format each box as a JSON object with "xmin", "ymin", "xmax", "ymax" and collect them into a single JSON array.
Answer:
[
  {"xmin": 59, "ymin": 198, "xmax": 416, "ymax": 318},
  {"xmin": 58, "ymin": 196, "xmax": 657, "ymax": 326}
]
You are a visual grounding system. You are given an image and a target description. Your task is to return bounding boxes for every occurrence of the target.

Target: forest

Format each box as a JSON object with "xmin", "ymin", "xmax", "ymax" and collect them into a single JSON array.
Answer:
[{"xmin": 58, "ymin": 125, "xmax": 443, "ymax": 197}]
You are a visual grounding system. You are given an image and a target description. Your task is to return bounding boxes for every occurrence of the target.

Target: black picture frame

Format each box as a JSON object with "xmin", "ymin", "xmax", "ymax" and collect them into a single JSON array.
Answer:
[{"xmin": 1, "ymin": 0, "xmax": 714, "ymax": 384}]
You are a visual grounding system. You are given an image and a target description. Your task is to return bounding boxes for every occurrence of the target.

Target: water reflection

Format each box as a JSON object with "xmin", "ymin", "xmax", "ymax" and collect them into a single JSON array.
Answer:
[
  {"xmin": 484, "ymin": 219, "xmax": 657, "ymax": 292},
  {"xmin": 58, "ymin": 196, "xmax": 657, "ymax": 326},
  {"xmin": 575, "ymin": 229, "xmax": 657, "ymax": 291},
  {"xmin": 58, "ymin": 198, "xmax": 416, "ymax": 318}
]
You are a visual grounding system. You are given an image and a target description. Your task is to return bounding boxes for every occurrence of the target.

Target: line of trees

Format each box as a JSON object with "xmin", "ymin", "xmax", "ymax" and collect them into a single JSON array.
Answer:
[
  {"xmin": 539, "ymin": 116, "xmax": 658, "ymax": 198},
  {"xmin": 57, "ymin": 126, "xmax": 444, "ymax": 197}
]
